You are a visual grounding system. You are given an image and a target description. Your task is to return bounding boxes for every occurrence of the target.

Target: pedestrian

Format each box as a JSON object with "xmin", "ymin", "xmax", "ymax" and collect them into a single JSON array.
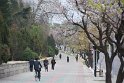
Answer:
[
  {"xmin": 67, "ymin": 56, "xmax": 69, "ymax": 62},
  {"xmin": 43, "ymin": 58, "xmax": 49, "ymax": 72},
  {"xmin": 34, "ymin": 58, "xmax": 42, "ymax": 81},
  {"xmin": 75, "ymin": 54, "xmax": 78, "ymax": 62},
  {"xmin": 59, "ymin": 54, "xmax": 62, "ymax": 59},
  {"xmin": 51, "ymin": 57, "xmax": 56, "ymax": 70},
  {"xmin": 29, "ymin": 58, "xmax": 34, "ymax": 72}
]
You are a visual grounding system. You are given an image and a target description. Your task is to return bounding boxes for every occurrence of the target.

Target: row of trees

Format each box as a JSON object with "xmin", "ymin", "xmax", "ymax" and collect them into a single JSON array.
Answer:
[
  {"xmin": 60, "ymin": 0, "xmax": 124, "ymax": 83},
  {"xmin": 42, "ymin": 0, "xmax": 124, "ymax": 83},
  {"xmin": 0, "ymin": 0, "xmax": 58, "ymax": 64},
  {"xmin": 51, "ymin": 23, "xmax": 89, "ymax": 53}
]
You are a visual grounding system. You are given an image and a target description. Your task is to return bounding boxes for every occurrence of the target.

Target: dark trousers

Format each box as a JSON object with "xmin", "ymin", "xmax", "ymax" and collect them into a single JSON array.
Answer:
[
  {"xmin": 44, "ymin": 65, "xmax": 48, "ymax": 72},
  {"xmin": 35, "ymin": 69, "xmax": 41, "ymax": 80},
  {"xmin": 51, "ymin": 64, "xmax": 55, "ymax": 70},
  {"xmin": 30, "ymin": 66, "xmax": 33, "ymax": 72}
]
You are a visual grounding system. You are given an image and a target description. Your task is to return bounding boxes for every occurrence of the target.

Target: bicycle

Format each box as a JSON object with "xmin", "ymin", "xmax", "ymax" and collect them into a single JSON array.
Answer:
[{"xmin": 35, "ymin": 69, "xmax": 41, "ymax": 81}]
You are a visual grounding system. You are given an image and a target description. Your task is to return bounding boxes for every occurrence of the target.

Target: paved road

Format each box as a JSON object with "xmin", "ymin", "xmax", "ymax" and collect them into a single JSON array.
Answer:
[{"xmin": 0, "ymin": 53, "xmax": 105, "ymax": 83}]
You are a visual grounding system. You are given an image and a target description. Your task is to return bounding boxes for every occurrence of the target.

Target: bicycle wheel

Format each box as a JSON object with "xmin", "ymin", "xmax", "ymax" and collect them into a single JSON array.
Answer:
[
  {"xmin": 37, "ymin": 71, "xmax": 41, "ymax": 81},
  {"xmin": 34, "ymin": 70, "xmax": 39, "ymax": 81}
]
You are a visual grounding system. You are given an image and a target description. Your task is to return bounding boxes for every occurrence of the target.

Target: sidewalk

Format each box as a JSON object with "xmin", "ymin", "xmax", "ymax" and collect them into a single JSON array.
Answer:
[
  {"xmin": 80, "ymin": 59, "xmax": 105, "ymax": 83},
  {"xmin": 79, "ymin": 57, "xmax": 117, "ymax": 83},
  {"xmin": 0, "ymin": 52, "xmax": 117, "ymax": 83}
]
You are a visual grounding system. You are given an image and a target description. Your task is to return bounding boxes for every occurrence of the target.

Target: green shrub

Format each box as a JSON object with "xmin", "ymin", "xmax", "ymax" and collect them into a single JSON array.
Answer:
[
  {"xmin": 0, "ymin": 44, "xmax": 10, "ymax": 64},
  {"xmin": 0, "ymin": 57, "xmax": 2, "ymax": 65},
  {"xmin": 55, "ymin": 47, "xmax": 59, "ymax": 55},
  {"xmin": 0, "ymin": 44, "xmax": 2, "ymax": 65},
  {"xmin": 48, "ymin": 46, "xmax": 55, "ymax": 57},
  {"xmin": 21, "ymin": 47, "xmax": 38, "ymax": 61}
]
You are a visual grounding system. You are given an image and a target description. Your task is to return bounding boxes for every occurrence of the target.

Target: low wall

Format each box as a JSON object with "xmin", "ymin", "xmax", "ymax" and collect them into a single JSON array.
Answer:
[
  {"xmin": 0, "ymin": 61, "xmax": 29, "ymax": 78},
  {"xmin": 0, "ymin": 57, "xmax": 52, "ymax": 78}
]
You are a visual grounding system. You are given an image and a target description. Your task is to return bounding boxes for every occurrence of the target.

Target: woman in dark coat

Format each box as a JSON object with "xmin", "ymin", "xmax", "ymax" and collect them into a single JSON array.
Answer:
[{"xmin": 43, "ymin": 58, "xmax": 49, "ymax": 72}]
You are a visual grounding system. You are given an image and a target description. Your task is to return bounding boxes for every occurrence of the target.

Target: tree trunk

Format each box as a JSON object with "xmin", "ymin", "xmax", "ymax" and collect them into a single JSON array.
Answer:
[
  {"xmin": 116, "ymin": 67, "xmax": 124, "ymax": 83},
  {"xmin": 105, "ymin": 53, "xmax": 112, "ymax": 83},
  {"xmin": 116, "ymin": 56, "xmax": 124, "ymax": 83},
  {"xmin": 105, "ymin": 65, "xmax": 112, "ymax": 83}
]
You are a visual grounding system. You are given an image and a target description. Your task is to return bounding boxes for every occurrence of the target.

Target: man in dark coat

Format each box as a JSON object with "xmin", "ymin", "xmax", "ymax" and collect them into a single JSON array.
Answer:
[
  {"xmin": 29, "ymin": 59, "xmax": 34, "ymax": 72},
  {"xmin": 67, "ymin": 56, "xmax": 69, "ymax": 62},
  {"xmin": 75, "ymin": 54, "xmax": 78, "ymax": 62},
  {"xmin": 51, "ymin": 57, "xmax": 56, "ymax": 70},
  {"xmin": 34, "ymin": 58, "xmax": 42, "ymax": 81},
  {"xmin": 59, "ymin": 54, "xmax": 62, "ymax": 59}
]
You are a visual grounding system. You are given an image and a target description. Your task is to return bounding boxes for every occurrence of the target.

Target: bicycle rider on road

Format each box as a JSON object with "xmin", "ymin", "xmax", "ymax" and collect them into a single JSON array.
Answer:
[{"xmin": 34, "ymin": 58, "xmax": 42, "ymax": 81}]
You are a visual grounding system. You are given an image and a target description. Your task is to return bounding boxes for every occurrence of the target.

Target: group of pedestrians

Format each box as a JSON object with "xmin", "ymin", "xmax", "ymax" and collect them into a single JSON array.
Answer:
[
  {"xmin": 29, "ymin": 53, "xmax": 78, "ymax": 81},
  {"xmin": 29, "ymin": 57, "xmax": 56, "ymax": 81},
  {"xmin": 59, "ymin": 53, "xmax": 69, "ymax": 62},
  {"xmin": 59, "ymin": 53, "xmax": 78, "ymax": 63}
]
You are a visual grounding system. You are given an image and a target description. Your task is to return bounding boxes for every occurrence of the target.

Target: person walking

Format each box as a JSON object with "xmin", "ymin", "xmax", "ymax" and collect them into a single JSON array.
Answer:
[
  {"xmin": 75, "ymin": 54, "xmax": 78, "ymax": 62},
  {"xmin": 34, "ymin": 58, "xmax": 42, "ymax": 81},
  {"xmin": 43, "ymin": 58, "xmax": 49, "ymax": 72},
  {"xmin": 59, "ymin": 54, "xmax": 62, "ymax": 59},
  {"xmin": 29, "ymin": 58, "xmax": 34, "ymax": 72},
  {"xmin": 51, "ymin": 57, "xmax": 56, "ymax": 70},
  {"xmin": 67, "ymin": 56, "xmax": 69, "ymax": 62}
]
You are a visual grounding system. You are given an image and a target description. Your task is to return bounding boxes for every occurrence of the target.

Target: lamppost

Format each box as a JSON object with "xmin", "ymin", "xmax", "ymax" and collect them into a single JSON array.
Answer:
[{"xmin": 93, "ymin": 46, "xmax": 97, "ymax": 77}]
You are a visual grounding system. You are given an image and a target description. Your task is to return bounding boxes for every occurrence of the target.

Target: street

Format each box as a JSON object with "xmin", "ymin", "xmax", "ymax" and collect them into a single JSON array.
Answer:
[{"xmin": 0, "ymin": 53, "xmax": 105, "ymax": 83}]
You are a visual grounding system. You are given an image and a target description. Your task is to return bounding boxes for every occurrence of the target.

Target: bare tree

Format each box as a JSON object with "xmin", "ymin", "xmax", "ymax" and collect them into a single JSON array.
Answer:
[
  {"xmin": 29, "ymin": 0, "xmax": 124, "ymax": 82},
  {"xmin": 49, "ymin": 0, "xmax": 124, "ymax": 83}
]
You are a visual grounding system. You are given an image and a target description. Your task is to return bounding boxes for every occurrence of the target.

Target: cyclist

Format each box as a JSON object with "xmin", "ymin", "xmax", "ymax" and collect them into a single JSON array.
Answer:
[{"xmin": 34, "ymin": 58, "xmax": 42, "ymax": 81}]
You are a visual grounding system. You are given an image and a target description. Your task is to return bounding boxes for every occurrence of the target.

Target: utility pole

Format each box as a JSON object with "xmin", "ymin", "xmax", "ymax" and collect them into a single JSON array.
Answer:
[{"xmin": 93, "ymin": 46, "xmax": 97, "ymax": 77}]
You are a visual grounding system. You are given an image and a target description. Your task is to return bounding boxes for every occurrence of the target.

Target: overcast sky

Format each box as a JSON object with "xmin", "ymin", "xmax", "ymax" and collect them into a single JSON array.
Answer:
[{"xmin": 22, "ymin": 0, "xmax": 81, "ymax": 24}]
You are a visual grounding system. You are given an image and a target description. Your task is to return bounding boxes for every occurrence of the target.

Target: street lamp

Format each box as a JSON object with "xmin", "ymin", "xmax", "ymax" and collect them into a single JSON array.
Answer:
[{"xmin": 93, "ymin": 46, "xmax": 97, "ymax": 77}]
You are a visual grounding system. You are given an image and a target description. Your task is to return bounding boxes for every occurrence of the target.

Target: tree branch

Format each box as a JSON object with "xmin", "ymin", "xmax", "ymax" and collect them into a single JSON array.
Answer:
[
  {"xmin": 74, "ymin": 0, "xmax": 86, "ymax": 14},
  {"xmin": 89, "ymin": 32, "xmax": 99, "ymax": 40}
]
